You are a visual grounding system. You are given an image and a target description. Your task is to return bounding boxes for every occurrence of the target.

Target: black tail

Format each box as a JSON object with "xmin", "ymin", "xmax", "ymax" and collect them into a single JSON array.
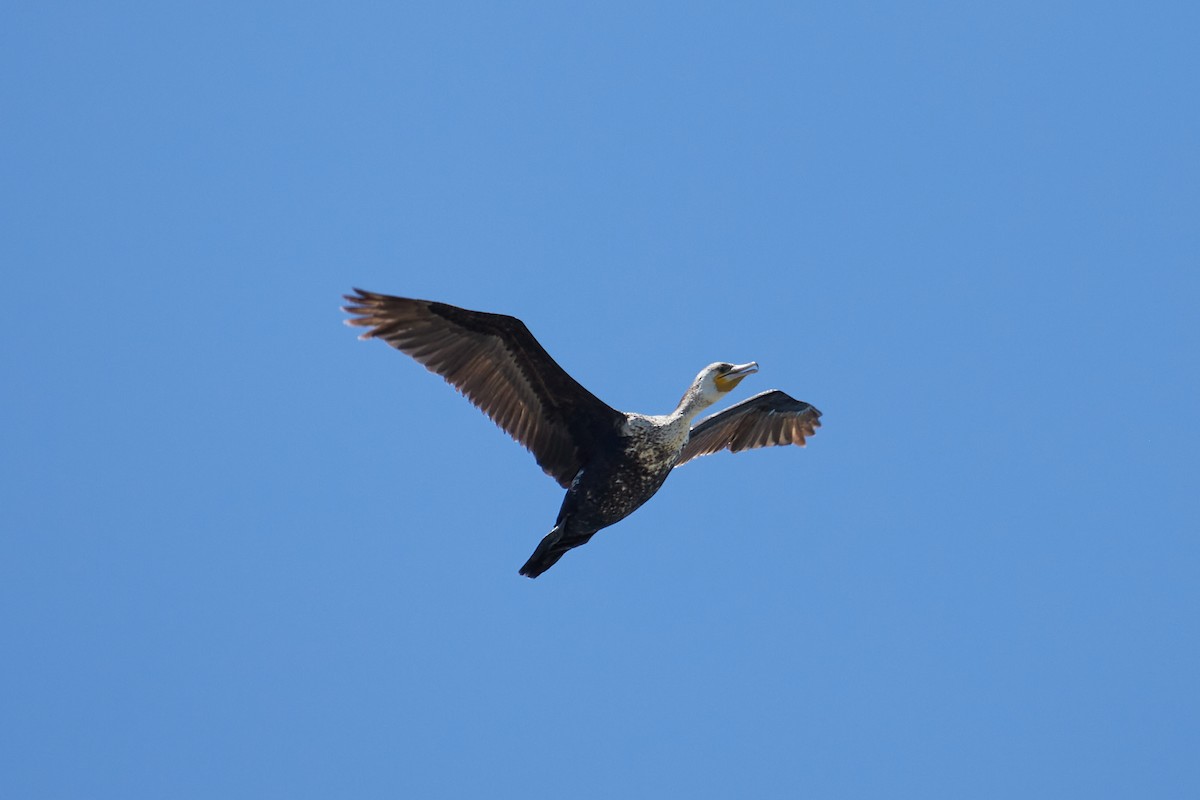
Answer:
[{"xmin": 519, "ymin": 524, "xmax": 595, "ymax": 579}]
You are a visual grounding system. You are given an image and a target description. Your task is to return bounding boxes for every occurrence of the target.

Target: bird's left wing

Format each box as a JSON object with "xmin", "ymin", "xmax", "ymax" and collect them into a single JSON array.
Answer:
[
  {"xmin": 342, "ymin": 289, "xmax": 625, "ymax": 488},
  {"xmin": 675, "ymin": 390, "xmax": 821, "ymax": 467}
]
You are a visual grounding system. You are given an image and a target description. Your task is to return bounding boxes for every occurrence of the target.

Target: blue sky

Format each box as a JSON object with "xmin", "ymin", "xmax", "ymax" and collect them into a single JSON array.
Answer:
[{"xmin": 2, "ymin": 2, "xmax": 1197, "ymax": 797}]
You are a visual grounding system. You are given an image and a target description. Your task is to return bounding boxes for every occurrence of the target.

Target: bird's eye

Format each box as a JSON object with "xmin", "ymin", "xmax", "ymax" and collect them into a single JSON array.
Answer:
[{"xmin": 718, "ymin": 364, "xmax": 730, "ymax": 373}]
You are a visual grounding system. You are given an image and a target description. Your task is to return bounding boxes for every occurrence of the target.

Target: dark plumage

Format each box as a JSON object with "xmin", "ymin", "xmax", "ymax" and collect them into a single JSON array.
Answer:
[
  {"xmin": 678, "ymin": 390, "xmax": 822, "ymax": 465},
  {"xmin": 342, "ymin": 289, "xmax": 822, "ymax": 578}
]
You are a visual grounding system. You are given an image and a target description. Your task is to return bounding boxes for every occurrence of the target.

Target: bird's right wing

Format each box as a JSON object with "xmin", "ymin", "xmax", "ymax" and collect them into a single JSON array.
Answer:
[
  {"xmin": 343, "ymin": 289, "xmax": 625, "ymax": 488},
  {"xmin": 676, "ymin": 390, "xmax": 821, "ymax": 467}
]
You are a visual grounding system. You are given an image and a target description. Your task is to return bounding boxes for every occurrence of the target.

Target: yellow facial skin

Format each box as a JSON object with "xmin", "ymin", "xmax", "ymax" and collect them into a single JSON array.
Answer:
[
  {"xmin": 713, "ymin": 362, "xmax": 758, "ymax": 393},
  {"xmin": 714, "ymin": 373, "xmax": 748, "ymax": 393}
]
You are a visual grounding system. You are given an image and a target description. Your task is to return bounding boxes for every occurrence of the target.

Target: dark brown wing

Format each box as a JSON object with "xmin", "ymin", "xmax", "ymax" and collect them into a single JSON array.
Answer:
[
  {"xmin": 676, "ymin": 390, "xmax": 822, "ymax": 467},
  {"xmin": 343, "ymin": 289, "xmax": 624, "ymax": 488}
]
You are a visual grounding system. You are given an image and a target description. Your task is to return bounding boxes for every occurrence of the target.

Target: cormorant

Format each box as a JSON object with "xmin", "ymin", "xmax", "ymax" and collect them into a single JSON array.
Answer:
[{"xmin": 342, "ymin": 289, "xmax": 822, "ymax": 578}]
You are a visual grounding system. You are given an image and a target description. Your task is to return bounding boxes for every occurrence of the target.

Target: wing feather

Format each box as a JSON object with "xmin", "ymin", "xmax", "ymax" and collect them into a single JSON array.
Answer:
[
  {"xmin": 676, "ymin": 390, "xmax": 821, "ymax": 466},
  {"xmin": 343, "ymin": 289, "xmax": 624, "ymax": 487}
]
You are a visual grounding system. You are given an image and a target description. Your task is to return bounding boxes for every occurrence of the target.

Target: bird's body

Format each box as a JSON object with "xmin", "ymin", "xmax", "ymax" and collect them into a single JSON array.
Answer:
[
  {"xmin": 530, "ymin": 408, "xmax": 697, "ymax": 577},
  {"xmin": 342, "ymin": 289, "xmax": 822, "ymax": 578}
]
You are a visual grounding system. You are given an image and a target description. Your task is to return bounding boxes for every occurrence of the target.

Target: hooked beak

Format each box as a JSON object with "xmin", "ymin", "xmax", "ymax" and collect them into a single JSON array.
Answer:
[{"xmin": 715, "ymin": 361, "xmax": 759, "ymax": 392}]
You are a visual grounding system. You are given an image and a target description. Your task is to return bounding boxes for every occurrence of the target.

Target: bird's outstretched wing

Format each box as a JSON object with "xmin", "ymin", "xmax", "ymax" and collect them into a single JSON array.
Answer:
[
  {"xmin": 676, "ymin": 390, "xmax": 821, "ymax": 467},
  {"xmin": 343, "ymin": 289, "xmax": 625, "ymax": 488}
]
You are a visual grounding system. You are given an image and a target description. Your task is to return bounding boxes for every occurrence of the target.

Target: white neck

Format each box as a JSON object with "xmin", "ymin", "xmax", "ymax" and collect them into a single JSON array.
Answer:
[{"xmin": 668, "ymin": 379, "xmax": 717, "ymax": 425}]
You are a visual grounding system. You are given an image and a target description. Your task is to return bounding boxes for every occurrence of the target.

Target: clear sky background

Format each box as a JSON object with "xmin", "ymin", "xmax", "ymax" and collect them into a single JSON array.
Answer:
[{"xmin": 2, "ymin": 2, "xmax": 1197, "ymax": 798}]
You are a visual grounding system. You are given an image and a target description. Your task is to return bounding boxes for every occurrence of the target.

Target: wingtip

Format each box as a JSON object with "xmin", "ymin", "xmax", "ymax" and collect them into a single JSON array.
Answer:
[
  {"xmin": 343, "ymin": 287, "xmax": 379, "ymax": 305},
  {"xmin": 342, "ymin": 316, "xmax": 374, "ymax": 334},
  {"xmin": 342, "ymin": 295, "xmax": 380, "ymax": 339}
]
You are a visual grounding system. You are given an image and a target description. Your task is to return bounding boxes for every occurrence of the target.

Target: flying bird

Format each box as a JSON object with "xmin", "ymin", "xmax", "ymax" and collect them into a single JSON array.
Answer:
[{"xmin": 342, "ymin": 289, "xmax": 822, "ymax": 578}]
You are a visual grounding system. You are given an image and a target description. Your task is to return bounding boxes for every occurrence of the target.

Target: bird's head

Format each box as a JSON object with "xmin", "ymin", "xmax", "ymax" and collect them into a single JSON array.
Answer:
[{"xmin": 696, "ymin": 361, "xmax": 759, "ymax": 403}]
